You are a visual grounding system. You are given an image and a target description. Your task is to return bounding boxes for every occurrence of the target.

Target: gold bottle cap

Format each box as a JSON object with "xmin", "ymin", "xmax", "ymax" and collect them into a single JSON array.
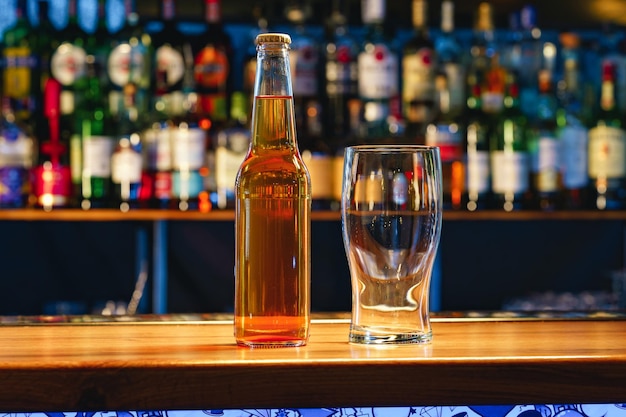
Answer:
[{"xmin": 256, "ymin": 33, "xmax": 292, "ymax": 45}]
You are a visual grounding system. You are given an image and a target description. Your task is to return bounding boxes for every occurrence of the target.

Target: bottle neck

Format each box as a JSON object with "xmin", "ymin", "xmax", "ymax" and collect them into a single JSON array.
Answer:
[
  {"xmin": 600, "ymin": 63, "xmax": 618, "ymax": 113},
  {"xmin": 16, "ymin": 0, "xmax": 27, "ymax": 18},
  {"xmin": 329, "ymin": 0, "xmax": 348, "ymax": 35},
  {"xmin": 124, "ymin": 0, "xmax": 134, "ymax": 17},
  {"xmin": 205, "ymin": 0, "xmax": 221, "ymax": 24},
  {"xmin": 412, "ymin": 0, "xmax": 428, "ymax": 32},
  {"xmin": 475, "ymin": 2, "xmax": 494, "ymax": 37},
  {"xmin": 562, "ymin": 53, "xmax": 580, "ymax": 94},
  {"xmin": 251, "ymin": 38, "xmax": 298, "ymax": 151},
  {"xmin": 520, "ymin": 5, "xmax": 539, "ymax": 37},
  {"xmin": 441, "ymin": 0, "xmax": 454, "ymax": 33},
  {"xmin": 600, "ymin": 79, "xmax": 616, "ymax": 112},
  {"xmin": 37, "ymin": 1, "xmax": 50, "ymax": 28},
  {"xmin": 68, "ymin": 0, "xmax": 77, "ymax": 21},
  {"xmin": 93, "ymin": 0, "xmax": 105, "ymax": 25},
  {"xmin": 123, "ymin": 0, "xmax": 139, "ymax": 29},
  {"xmin": 254, "ymin": 42, "xmax": 293, "ymax": 97},
  {"xmin": 434, "ymin": 75, "xmax": 450, "ymax": 115},
  {"xmin": 361, "ymin": 0, "xmax": 385, "ymax": 26},
  {"xmin": 162, "ymin": 0, "xmax": 175, "ymax": 21}
]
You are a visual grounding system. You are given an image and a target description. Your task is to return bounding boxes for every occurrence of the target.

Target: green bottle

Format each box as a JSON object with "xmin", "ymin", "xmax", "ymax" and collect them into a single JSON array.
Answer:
[
  {"xmin": 72, "ymin": 55, "xmax": 115, "ymax": 209},
  {"xmin": 107, "ymin": 0, "xmax": 152, "ymax": 120},
  {"xmin": 464, "ymin": 77, "xmax": 492, "ymax": 211},
  {"xmin": 587, "ymin": 61, "xmax": 626, "ymax": 210},
  {"xmin": 358, "ymin": 0, "xmax": 399, "ymax": 140},
  {"xmin": 490, "ymin": 73, "xmax": 530, "ymax": 211},
  {"xmin": 527, "ymin": 69, "xmax": 561, "ymax": 211},
  {"xmin": 1, "ymin": 0, "xmax": 38, "ymax": 125}
]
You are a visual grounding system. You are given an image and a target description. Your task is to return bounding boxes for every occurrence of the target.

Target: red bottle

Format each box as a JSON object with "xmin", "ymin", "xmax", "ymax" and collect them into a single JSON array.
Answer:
[{"xmin": 31, "ymin": 78, "xmax": 72, "ymax": 210}]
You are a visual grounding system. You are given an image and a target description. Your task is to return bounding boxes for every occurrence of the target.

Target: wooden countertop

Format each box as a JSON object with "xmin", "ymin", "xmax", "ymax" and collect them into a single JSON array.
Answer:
[{"xmin": 1, "ymin": 316, "xmax": 625, "ymax": 411}]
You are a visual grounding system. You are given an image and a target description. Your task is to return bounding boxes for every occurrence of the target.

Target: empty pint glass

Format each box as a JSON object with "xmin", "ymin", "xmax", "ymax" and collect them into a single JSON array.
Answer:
[{"xmin": 341, "ymin": 145, "xmax": 442, "ymax": 344}]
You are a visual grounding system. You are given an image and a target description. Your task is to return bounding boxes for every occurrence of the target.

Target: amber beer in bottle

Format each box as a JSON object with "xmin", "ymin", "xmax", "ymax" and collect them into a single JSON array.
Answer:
[{"xmin": 234, "ymin": 33, "xmax": 311, "ymax": 347}]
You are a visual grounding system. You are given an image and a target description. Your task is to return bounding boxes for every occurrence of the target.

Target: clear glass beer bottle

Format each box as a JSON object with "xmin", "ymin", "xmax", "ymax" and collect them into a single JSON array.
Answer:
[{"xmin": 234, "ymin": 33, "xmax": 311, "ymax": 347}]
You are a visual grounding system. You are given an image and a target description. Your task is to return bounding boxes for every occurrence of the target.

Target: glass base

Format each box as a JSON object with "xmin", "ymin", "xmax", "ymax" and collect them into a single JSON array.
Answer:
[
  {"xmin": 349, "ymin": 325, "xmax": 432, "ymax": 345},
  {"xmin": 236, "ymin": 338, "xmax": 307, "ymax": 348}
]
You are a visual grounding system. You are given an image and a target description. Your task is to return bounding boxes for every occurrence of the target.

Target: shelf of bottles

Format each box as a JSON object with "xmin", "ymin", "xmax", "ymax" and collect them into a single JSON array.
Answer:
[{"xmin": 1, "ymin": 0, "xmax": 626, "ymax": 222}]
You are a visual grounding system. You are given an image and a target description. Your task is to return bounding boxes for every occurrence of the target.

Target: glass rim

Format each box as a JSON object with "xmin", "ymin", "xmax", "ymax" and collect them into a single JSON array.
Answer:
[{"xmin": 345, "ymin": 144, "xmax": 440, "ymax": 153}]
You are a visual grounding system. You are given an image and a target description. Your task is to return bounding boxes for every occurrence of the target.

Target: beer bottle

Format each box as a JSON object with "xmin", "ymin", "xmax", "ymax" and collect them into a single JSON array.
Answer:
[{"xmin": 234, "ymin": 33, "xmax": 311, "ymax": 348}]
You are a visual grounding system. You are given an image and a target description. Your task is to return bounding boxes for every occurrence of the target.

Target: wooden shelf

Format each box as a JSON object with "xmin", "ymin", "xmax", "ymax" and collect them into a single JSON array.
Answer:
[
  {"xmin": 441, "ymin": 210, "xmax": 626, "ymax": 221},
  {"xmin": 0, "ymin": 209, "xmax": 624, "ymax": 222}
]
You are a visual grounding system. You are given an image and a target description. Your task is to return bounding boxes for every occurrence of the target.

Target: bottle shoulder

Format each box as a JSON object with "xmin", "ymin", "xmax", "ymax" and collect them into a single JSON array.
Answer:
[
  {"xmin": 151, "ymin": 22, "xmax": 187, "ymax": 49},
  {"xmin": 590, "ymin": 117, "xmax": 624, "ymax": 131},
  {"xmin": 361, "ymin": 26, "xmax": 394, "ymax": 49},
  {"xmin": 2, "ymin": 23, "xmax": 32, "ymax": 47},
  {"xmin": 404, "ymin": 29, "xmax": 434, "ymax": 49},
  {"xmin": 237, "ymin": 152, "xmax": 311, "ymax": 191},
  {"xmin": 191, "ymin": 25, "xmax": 232, "ymax": 50},
  {"xmin": 239, "ymin": 150, "xmax": 307, "ymax": 170}
]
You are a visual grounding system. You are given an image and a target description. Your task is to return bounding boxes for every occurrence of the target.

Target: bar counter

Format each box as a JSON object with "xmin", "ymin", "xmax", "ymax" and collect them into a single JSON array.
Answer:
[{"xmin": 1, "ymin": 314, "xmax": 625, "ymax": 411}]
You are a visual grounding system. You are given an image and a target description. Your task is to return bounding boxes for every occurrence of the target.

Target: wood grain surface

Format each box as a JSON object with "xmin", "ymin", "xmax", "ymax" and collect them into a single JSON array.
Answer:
[{"xmin": 0, "ymin": 317, "xmax": 625, "ymax": 411}]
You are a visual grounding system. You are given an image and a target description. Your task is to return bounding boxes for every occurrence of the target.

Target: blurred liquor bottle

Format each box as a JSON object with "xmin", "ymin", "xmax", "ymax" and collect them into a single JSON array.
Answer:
[
  {"xmin": 324, "ymin": 0, "xmax": 359, "ymax": 141},
  {"xmin": 143, "ymin": 0, "xmax": 195, "ymax": 209},
  {"xmin": 402, "ymin": 0, "xmax": 435, "ymax": 142},
  {"xmin": 556, "ymin": 32, "xmax": 589, "ymax": 210},
  {"xmin": 171, "ymin": 37, "xmax": 209, "ymax": 212},
  {"xmin": 72, "ymin": 55, "xmax": 115, "ymax": 210},
  {"xmin": 31, "ymin": 0, "xmax": 61, "ymax": 144},
  {"xmin": 52, "ymin": 0, "xmax": 89, "ymax": 207},
  {"xmin": 107, "ymin": 0, "xmax": 153, "ymax": 207},
  {"xmin": 464, "ymin": 78, "xmax": 492, "ymax": 211},
  {"xmin": 111, "ymin": 82, "xmax": 145, "ymax": 211},
  {"xmin": 151, "ymin": 0, "xmax": 190, "ymax": 118},
  {"xmin": 1, "ymin": 0, "xmax": 37, "ymax": 126},
  {"xmin": 325, "ymin": 0, "xmax": 360, "ymax": 210},
  {"xmin": 287, "ymin": 0, "xmax": 332, "ymax": 210},
  {"xmin": 527, "ymin": 69, "xmax": 561, "ymax": 211},
  {"xmin": 490, "ymin": 73, "xmax": 530, "ymax": 211},
  {"xmin": 435, "ymin": 0, "xmax": 465, "ymax": 118},
  {"xmin": 70, "ymin": 0, "xmax": 112, "ymax": 208},
  {"xmin": 287, "ymin": 0, "xmax": 323, "ymax": 142},
  {"xmin": 517, "ymin": 5, "xmax": 543, "ymax": 117},
  {"xmin": 84, "ymin": 0, "xmax": 111, "ymax": 87},
  {"xmin": 0, "ymin": 98, "xmax": 35, "ymax": 208},
  {"xmin": 331, "ymin": 100, "xmax": 362, "ymax": 210},
  {"xmin": 598, "ymin": 22, "xmax": 626, "ymax": 117},
  {"xmin": 425, "ymin": 73, "xmax": 464, "ymax": 210},
  {"xmin": 357, "ymin": 0, "xmax": 398, "ymax": 141},
  {"xmin": 192, "ymin": 0, "xmax": 233, "ymax": 125},
  {"xmin": 107, "ymin": 0, "xmax": 152, "ymax": 120},
  {"xmin": 32, "ymin": 78, "xmax": 72, "ymax": 210},
  {"xmin": 191, "ymin": 0, "xmax": 234, "ymax": 204},
  {"xmin": 481, "ymin": 50, "xmax": 506, "ymax": 119},
  {"xmin": 143, "ymin": 68, "xmax": 173, "ymax": 209},
  {"xmin": 468, "ymin": 2, "xmax": 497, "ymax": 115},
  {"xmin": 170, "ymin": 111, "xmax": 208, "ymax": 212},
  {"xmin": 214, "ymin": 91, "xmax": 251, "ymax": 210},
  {"xmin": 243, "ymin": 3, "xmax": 269, "ymax": 108},
  {"xmin": 500, "ymin": 11, "xmax": 522, "ymax": 76},
  {"xmin": 50, "ymin": 0, "xmax": 87, "ymax": 142},
  {"xmin": 587, "ymin": 61, "xmax": 626, "ymax": 210}
]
